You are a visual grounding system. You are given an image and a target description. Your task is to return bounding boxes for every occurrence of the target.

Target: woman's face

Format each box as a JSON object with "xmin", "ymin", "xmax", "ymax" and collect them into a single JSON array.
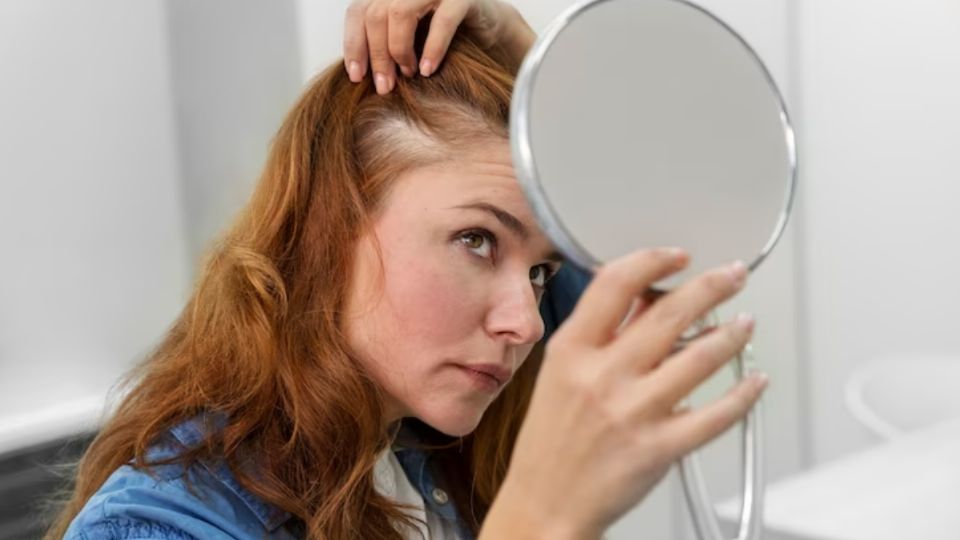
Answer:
[{"xmin": 344, "ymin": 138, "xmax": 562, "ymax": 437}]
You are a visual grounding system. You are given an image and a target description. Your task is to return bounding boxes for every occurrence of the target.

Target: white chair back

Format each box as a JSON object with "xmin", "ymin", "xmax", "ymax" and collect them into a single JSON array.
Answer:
[{"xmin": 845, "ymin": 354, "xmax": 960, "ymax": 439}]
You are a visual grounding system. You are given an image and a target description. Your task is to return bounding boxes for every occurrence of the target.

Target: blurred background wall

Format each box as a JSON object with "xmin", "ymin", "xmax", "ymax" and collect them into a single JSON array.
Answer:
[
  {"xmin": 796, "ymin": 0, "xmax": 960, "ymax": 464},
  {"xmin": 0, "ymin": 0, "xmax": 303, "ymax": 452},
  {"xmin": 1, "ymin": 0, "xmax": 958, "ymax": 539},
  {"xmin": 0, "ymin": 0, "xmax": 191, "ymax": 453},
  {"xmin": 0, "ymin": 2, "xmax": 302, "ymax": 536}
]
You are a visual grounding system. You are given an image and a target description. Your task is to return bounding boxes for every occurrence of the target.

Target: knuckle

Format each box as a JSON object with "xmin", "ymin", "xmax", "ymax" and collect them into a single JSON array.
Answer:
[
  {"xmin": 633, "ymin": 380, "xmax": 673, "ymax": 415},
  {"xmin": 387, "ymin": 40, "xmax": 412, "ymax": 60},
  {"xmin": 655, "ymin": 302, "xmax": 689, "ymax": 334},
  {"xmin": 601, "ymin": 396, "xmax": 637, "ymax": 435},
  {"xmin": 343, "ymin": 34, "xmax": 365, "ymax": 51},
  {"xmin": 369, "ymin": 55, "xmax": 391, "ymax": 68},
  {"xmin": 365, "ymin": 3, "xmax": 388, "ymax": 23},
  {"xmin": 688, "ymin": 341, "xmax": 714, "ymax": 366},
  {"xmin": 565, "ymin": 370, "xmax": 612, "ymax": 414},
  {"xmin": 367, "ymin": 48, "xmax": 392, "ymax": 65},
  {"xmin": 388, "ymin": 44, "xmax": 409, "ymax": 61},
  {"xmin": 430, "ymin": 11, "xmax": 458, "ymax": 30},
  {"xmin": 388, "ymin": 2, "xmax": 411, "ymax": 20},
  {"xmin": 346, "ymin": 1, "xmax": 369, "ymax": 17},
  {"xmin": 644, "ymin": 391, "xmax": 674, "ymax": 416}
]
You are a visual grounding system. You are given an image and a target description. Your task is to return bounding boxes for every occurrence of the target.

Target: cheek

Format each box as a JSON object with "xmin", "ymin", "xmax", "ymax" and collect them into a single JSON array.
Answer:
[{"xmin": 384, "ymin": 245, "xmax": 483, "ymax": 341}]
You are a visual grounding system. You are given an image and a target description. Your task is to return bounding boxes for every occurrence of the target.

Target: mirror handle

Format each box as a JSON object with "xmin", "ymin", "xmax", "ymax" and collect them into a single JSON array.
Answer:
[{"xmin": 678, "ymin": 336, "xmax": 764, "ymax": 540}]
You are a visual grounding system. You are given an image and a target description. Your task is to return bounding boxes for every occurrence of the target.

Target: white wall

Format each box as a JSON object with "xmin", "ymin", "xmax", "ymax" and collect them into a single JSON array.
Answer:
[
  {"xmin": 0, "ymin": 0, "xmax": 189, "ymax": 452},
  {"xmin": 0, "ymin": 0, "xmax": 303, "ymax": 455},
  {"xmin": 797, "ymin": 0, "xmax": 960, "ymax": 463},
  {"xmin": 166, "ymin": 0, "xmax": 302, "ymax": 265}
]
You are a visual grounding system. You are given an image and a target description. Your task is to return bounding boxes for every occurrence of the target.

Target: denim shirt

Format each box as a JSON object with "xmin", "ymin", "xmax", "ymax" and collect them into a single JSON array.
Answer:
[
  {"xmin": 64, "ymin": 265, "xmax": 591, "ymax": 540},
  {"xmin": 63, "ymin": 415, "xmax": 473, "ymax": 540}
]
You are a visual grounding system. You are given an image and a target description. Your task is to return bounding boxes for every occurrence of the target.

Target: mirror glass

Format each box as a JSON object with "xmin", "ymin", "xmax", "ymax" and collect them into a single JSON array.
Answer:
[{"xmin": 511, "ymin": 0, "xmax": 796, "ymax": 289}]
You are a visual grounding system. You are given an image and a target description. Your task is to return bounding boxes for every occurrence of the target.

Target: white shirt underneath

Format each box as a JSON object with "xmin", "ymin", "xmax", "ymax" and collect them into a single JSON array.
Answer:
[{"xmin": 373, "ymin": 448, "xmax": 460, "ymax": 539}]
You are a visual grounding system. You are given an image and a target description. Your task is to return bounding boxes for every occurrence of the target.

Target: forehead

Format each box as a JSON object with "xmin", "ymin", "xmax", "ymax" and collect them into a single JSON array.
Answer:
[
  {"xmin": 389, "ymin": 139, "xmax": 526, "ymax": 214},
  {"xmin": 378, "ymin": 139, "xmax": 556, "ymax": 251}
]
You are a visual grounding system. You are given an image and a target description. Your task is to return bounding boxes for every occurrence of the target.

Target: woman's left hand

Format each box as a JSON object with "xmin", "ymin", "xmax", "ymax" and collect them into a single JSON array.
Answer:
[{"xmin": 343, "ymin": 0, "xmax": 535, "ymax": 94}]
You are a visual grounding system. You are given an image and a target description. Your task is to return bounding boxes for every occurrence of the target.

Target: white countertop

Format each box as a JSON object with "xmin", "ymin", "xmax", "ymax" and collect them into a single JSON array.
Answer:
[
  {"xmin": 0, "ymin": 394, "xmax": 105, "ymax": 456},
  {"xmin": 718, "ymin": 417, "xmax": 960, "ymax": 540},
  {"xmin": 0, "ymin": 359, "xmax": 118, "ymax": 456}
]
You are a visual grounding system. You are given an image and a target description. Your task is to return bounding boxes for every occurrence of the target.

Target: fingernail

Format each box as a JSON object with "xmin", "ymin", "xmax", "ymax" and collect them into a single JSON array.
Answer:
[
  {"xmin": 752, "ymin": 372, "xmax": 769, "ymax": 390},
  {"xmin": 400, "ymin": 64, "xmax": 414, "ymax": 77},
  {"xmin": 734, "ymin": 312, "xmax": 755, "ymax": 332},
  {"xmin": 347, "ymin": 61, "xmax": 362, "ymax": 82},
  {"xmin": 728, "ymin": 260, "xmax": 747, "ymax": 287},
  {"xmin": 419, "ymin": 58, "xmax": 434, "ymax": 77},
  {"xmin": 374, "ymin": 73, "xmax": 389, "ymax": 94}
]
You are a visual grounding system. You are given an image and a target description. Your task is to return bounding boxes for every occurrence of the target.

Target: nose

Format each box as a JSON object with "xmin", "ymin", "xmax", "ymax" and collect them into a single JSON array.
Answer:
[{"xmin": 484, "ymin": 273, "xmax": 545, "ymax": 346}]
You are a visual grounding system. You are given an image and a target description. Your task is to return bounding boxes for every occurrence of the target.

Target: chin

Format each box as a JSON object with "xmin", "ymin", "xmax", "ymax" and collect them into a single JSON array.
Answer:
[{"xmin": 417, "ymin": 405, "xmax": 485, "ymax": 437}]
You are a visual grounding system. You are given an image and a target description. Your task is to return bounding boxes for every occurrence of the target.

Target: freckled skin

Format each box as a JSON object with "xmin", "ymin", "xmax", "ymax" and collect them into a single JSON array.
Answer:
[{"xmin": 343, "ymin": 139, "xmax": 558, "ymax": 436}]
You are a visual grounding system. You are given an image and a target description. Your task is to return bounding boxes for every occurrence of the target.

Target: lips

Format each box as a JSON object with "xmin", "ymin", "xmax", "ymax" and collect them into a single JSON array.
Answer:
[{"xmin": 458, "ymin": 363, "xmax": 513, "ymax": 386}]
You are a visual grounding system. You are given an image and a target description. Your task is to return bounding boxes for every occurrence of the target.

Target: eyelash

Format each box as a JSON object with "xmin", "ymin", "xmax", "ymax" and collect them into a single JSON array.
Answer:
[{"xmin": 457, "ymin": 228, "xmax": 560, "ymax": 288}]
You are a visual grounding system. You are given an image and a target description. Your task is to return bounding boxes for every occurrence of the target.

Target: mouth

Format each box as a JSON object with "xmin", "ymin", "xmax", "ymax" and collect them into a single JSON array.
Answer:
[{"xmin": 453, "ymin": 363, "xmax": 512, "ymax": 391}]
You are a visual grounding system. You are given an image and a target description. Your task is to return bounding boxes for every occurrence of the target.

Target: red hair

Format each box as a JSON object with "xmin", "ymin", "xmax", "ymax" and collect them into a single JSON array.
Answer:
[{"xmin": 46, "ymin": 27, "xmax": 541, "ymax": 539}]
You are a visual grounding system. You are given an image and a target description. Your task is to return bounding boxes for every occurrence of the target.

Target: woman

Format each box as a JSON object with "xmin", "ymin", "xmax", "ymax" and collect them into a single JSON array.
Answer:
[{"xmin": 50, "ymin": 1, "xmax": 766, "ymax": 538}]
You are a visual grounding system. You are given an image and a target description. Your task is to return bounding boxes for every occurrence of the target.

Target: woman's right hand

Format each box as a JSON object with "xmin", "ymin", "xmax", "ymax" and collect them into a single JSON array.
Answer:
[
  {"xmin": 342, "ymin": 0, "xmax": 535, "ymax": 94},
  {"xmin": 482, "ymin": 248, "xmax": 768, "ymax": 539}
]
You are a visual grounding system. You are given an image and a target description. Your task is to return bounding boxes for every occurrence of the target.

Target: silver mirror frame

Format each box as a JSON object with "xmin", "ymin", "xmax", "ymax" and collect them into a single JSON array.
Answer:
[{"xmin": 509, "ymin": 0, "xmax": 799, "ymax": 276}]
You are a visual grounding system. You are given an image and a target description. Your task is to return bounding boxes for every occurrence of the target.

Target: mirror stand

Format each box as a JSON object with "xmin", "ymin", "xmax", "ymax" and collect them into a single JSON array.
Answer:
[{"xmin": 677, "ymin": 328, "xmax": 764, "ymax": 540}]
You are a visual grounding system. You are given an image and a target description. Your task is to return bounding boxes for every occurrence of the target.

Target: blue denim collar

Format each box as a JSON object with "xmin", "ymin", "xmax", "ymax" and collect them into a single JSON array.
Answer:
[
  {"xmin": 168, "ymin": 414, "xmax": 293, "ymax": 532},
  {"xmin": 166, "ymin": 414, "xmax": 474, "ymax": 537}
]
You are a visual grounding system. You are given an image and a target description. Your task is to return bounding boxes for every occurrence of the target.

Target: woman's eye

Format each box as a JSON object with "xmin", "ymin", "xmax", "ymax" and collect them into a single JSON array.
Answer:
[
  {"xmin": 459, "ymin": 230, "xmax": 494, "ymax": 259},
  {"xmin": 459, "ymin": 229, "xmax": 558, "ymax": 288},
  {"xmin": 529, "ymin": 265, "xmax": 548, "ymax": 288}
]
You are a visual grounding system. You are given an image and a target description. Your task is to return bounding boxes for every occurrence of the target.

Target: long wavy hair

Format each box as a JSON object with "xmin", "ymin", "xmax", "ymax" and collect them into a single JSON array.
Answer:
[{"xmin": 45, "ymin": 25, "xmax": 542, "ymax": 540}]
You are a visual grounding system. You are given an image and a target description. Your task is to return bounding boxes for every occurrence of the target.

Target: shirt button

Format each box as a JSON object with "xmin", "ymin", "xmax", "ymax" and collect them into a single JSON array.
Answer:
[{"xmin": 431, "ymin": 487, "xmax": 449, "ymax": 505}]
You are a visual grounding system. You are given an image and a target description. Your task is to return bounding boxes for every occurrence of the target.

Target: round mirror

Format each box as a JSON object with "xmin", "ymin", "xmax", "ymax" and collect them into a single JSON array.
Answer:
[{"xmin": 511, "ymin": 0, "xmax": 796, "ymax": 290}]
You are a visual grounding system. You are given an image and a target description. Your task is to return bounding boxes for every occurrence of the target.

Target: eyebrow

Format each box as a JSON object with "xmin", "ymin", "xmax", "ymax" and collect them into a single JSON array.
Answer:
[{"xmin": 451, "ymin": 202, "xmax": 564, "ymax": 262}]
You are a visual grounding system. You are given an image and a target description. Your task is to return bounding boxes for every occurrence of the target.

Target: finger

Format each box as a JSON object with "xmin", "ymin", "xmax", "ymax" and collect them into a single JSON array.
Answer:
[
  {"xmin": 419, "ymin": 0, "xmax": 470, "ymax": 77},
  {"xmin": 610, "ymin": 260, "xmax": 748, "ymax": 372},
  {"xmin": 658, "ymin": 371, "xmax": 767, "ymax": 457},
  {"xmin": 365, "ymin": 1, "xmax": 397, "ymax": 94},
  {"xmin": 343, "ymin": 1, "xmax": 370, "ymax": 82},
  {"xmin": 387, "ymin": 0, "xmax": 432, "ymax": 77},
  {"xmin": 557, "ymin": 248, "xmax": 689, "ymax": 347},
  {"xmin": 639, "ymin": 313, "xmax": 754, "ymax": 413}
]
